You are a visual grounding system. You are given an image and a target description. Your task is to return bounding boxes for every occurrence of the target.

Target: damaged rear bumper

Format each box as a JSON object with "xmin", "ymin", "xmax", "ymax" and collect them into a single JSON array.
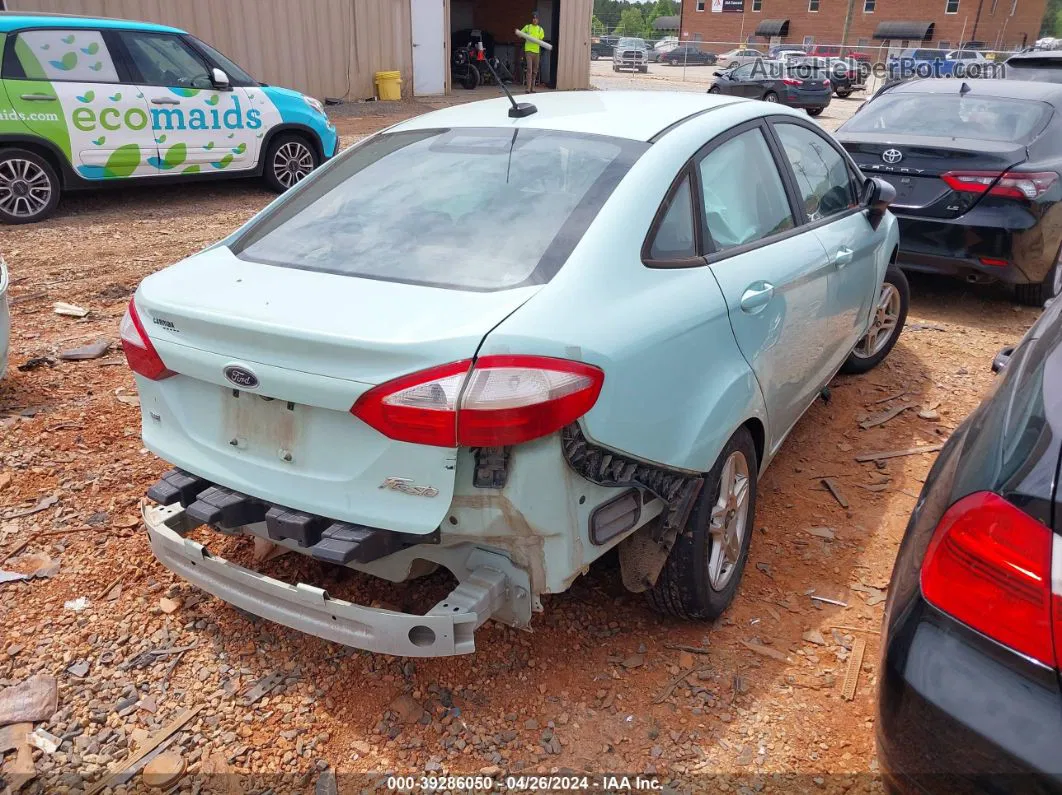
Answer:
[{"xmin": 143, "ymin": 501, "xmax": 511, "ymax": 657}]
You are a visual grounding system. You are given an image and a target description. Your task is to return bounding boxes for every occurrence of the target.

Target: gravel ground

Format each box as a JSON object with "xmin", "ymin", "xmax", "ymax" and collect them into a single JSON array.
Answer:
[{"xmin": 0, "ymin": 87, "xmax": 1042, "ymax": 794}]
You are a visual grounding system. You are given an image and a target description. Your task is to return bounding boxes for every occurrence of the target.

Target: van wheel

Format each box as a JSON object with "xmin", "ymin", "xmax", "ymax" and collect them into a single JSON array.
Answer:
[
  {"xmin": 0, "ymin": 148, "xmax": 60, "ymax": 224},
  {"xmin": 264, "ymin": 134, "xmax": 319, "ymax": 193},
  {"xmin": 840, "ymin": 264, "xmax": 909, "ymax": 374},
  {"xmin": 836, "ymin": 88, "xmax": 852, "ymax": 98},
  {"xmin": 647, "ymin": 427, "xmax": 758, "ymax": 620},
  {"xmin": 807, "ymin": 107, "xmax": 824, "ymax": 117}
]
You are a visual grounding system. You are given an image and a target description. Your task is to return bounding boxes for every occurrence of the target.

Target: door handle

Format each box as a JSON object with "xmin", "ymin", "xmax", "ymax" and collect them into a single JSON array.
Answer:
[
  {"xmin": 834, "ymin": 246, "xmax": 854, "ymax": 268},
  {"xmin": 739, "ymin": 282, "xmax": 774, "ymax": 313},
  {"xmin": 151, "ymin": 97, "xmax": 180, "ymax": 105},
  {"xmin": 20, "ymin": 93, "xmax": 56, "ymax": 101}
]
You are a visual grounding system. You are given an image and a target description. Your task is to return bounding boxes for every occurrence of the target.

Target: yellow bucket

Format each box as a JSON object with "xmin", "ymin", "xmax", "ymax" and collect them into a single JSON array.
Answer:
[{"xmin": 375, "ymin": 70, "xmax": 402, "ymax": 101}]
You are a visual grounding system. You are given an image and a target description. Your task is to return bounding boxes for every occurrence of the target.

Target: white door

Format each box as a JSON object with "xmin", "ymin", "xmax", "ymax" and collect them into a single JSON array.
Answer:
[{"xmin": 411, "ymin": 0, "xmax": 446, "ymax": 96}]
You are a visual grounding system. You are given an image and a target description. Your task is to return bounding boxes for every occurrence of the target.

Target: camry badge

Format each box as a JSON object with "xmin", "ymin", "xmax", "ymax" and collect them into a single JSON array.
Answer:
[
  {"xmin": 224, "ymin": 365, "xmax": 259, "ymax": 389},
  {"xmin": 882, "ymin": 148, "xmax": 903, "ymax": 164}
]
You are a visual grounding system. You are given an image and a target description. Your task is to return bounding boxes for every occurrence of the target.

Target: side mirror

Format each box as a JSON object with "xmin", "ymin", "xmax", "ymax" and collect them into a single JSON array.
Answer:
[
  {"xmin": 211, "ymin": 68, "xmax": 231, "ymax": 91},
  {"xmin": 864, "ymin": 176, "xmax": 895, "ymax": 230}
]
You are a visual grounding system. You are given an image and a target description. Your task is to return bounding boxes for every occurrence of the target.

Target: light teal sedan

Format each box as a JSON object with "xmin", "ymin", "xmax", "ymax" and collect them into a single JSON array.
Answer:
[{"xmin": 126, "ymin": 91, "xmax": 905, "ymax": 656}]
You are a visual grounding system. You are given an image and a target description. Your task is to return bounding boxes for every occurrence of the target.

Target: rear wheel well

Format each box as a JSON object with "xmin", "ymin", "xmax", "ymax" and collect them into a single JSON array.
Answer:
[
  {"xmin": 0, "ymin": 140, "xmax": 66, "ymax": 185},
  {"xmin": 889, "ymin": 245, "xmax": 898, "ymax": 264},
  {"xmin": 742, "ymin": 417, "xmax": 765, "ymax": 472}
]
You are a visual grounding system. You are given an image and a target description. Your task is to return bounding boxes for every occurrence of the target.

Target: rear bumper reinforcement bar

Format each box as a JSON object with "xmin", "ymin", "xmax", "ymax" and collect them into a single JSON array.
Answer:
[{"xmin": 143, "ymin": 502, "xmax": 509, "ymax": 657}]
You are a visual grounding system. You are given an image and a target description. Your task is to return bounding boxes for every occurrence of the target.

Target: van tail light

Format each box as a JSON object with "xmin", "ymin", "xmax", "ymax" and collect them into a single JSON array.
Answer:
[
  {"xmin": 921, "ymin": 491, "xmax": 1057, "ymax": 668},
  {"xmin": 782, "ymin": 77, "xmax": 803, "ymax": 86},
  {"xmin": 351, "ymin": 355, "xmax": 604, "ymax": 448},
  {"xmin": 941, "ymin": 170, "xmax": 1059, "ymax": 200},
  {"xmin": 120, "ymin": 297, "xmax": 174, "ymax": 381}
]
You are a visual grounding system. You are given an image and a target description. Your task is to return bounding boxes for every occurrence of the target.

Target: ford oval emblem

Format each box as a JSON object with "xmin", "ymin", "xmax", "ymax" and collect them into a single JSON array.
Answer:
[{"xmin": 224, "ymin": 365, "xmax": 259, "ymax": 389}]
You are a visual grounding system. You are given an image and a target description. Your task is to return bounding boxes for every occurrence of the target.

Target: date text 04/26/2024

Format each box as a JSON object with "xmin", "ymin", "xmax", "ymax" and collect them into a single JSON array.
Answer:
[{"xmin": 384, "ymin": 775, "xmax": 663, "ymax": 791}]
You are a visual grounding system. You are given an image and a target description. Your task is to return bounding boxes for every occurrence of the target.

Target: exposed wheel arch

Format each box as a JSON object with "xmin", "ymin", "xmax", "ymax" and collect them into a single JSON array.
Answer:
[
  {"xmin": 742, "ymin": 417, "xmax": 766, "ymax": 475},
  {"xmin": 257, "ymin": 124, "xmax": 326, "ymax": 174},
  {"xmin": 0, "ymin": 135, "xmax": 75, "ymax": 189}
]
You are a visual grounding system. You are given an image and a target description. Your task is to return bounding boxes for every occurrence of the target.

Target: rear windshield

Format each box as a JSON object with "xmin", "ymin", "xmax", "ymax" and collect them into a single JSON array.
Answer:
[
  {"xmin": 1005, "ymin": 59, "xmax": 1062, "ymax": 83},
  {"xmin": 841, "ymin": 94, "xmax": 1052, "ymax": 143},
  {"xmin": 233, "ymin": 128, "xmax": 646, "ymax": 291}
]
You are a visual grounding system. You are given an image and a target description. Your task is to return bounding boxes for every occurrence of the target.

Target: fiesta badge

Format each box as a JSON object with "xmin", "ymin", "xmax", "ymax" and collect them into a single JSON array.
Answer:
[{"xmin": 224, "ymin": 365, "xmax": 259, "ymax": 389}]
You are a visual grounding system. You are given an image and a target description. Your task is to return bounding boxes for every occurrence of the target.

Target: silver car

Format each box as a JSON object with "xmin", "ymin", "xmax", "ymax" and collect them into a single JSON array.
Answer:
[
  {"xmin": 0, "ymin": 255, "xmax": 8, "ymax": 380},
  {"xmin": 613, "ymin": 37, "xmax": 649, "ymax": 72},
  {"xmin": 718, "ymin": 48, "xmax": 763, "ymax": 69}
]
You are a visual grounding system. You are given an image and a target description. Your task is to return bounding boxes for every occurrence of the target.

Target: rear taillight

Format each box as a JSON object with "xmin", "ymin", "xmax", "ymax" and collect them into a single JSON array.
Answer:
[
  {"xmin": 782, "ymin": 77, "xmax": 802, "ymax": 86},
  {"xmin": 921, "ymin": 491, "xmax": 1056, "ymax": 668},
  {"xmin": 351, "ymin": 355, "xmax": 604, "ymax": 448},
  {"xmin": 120, "ymin": 297, "xmax": 173, "ymax": 381},
  {"xmin": 941, "ymin": 170, "xmax": 1058, "ymax": 200}
]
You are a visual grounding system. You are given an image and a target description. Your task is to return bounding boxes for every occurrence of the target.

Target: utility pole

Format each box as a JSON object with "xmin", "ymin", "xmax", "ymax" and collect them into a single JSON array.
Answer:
[
  {"xmin": 841, "ymin": 0, "xmax": 857, "ymax": 51},
  {"xmin": 971, "ymin": 0, "xmax": 985, "ymax": 44}
]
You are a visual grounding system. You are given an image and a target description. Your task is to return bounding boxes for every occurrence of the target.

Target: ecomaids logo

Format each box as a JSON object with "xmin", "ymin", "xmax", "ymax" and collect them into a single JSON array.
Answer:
[
  {"xmin": 72, "ymin": 94, "xmax": 262, "ymax": 134},
  {"xmin": 0, "ymin": 108, "xmax": 60, "ymax": 123}
]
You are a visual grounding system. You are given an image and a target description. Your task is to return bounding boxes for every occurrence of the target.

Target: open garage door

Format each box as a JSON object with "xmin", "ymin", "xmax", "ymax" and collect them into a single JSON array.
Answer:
[{"xmin": 450, "ymin": 1, "xmax": 561, "ymax": 90}]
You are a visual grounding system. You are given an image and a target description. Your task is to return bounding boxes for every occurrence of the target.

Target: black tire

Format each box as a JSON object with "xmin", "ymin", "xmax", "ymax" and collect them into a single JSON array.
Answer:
[
  {"xmin": 0, "ymin": 147, "xmax": 60, "ymax": 225},
  {"xmin": 647, "ymin": 427, "xmax": 758, "ymax": 620},
  {"xmin": 591, "ymin": 52, "xmax": 599, "ymax": 61},
  {"xmin": 836, "ymin": 88, "xmax": 852, "ymax": 98},
  {"xmin": 806, "ymin": 107, "xmax": 824, "ymax": 117},
  {"xmin": 1015, "ymin": 251, "xmax": 1062, "ymax": 307},
  {"xmin": 762, "ymin": 91, "xmax": 779, "ymax": 103},
  {"xmin": 840, "ymin": 264, "xmax": 910, "ymax": 374},
  {"xmin": 262, "ymin": 133, "xmax": 320, "ymax": 193},
  {"xmin": 461, "ymin": 65, "xmax": 480, "ymax": 90},
  {"xmin": 708, "ymin": 86, "xmax": 721, "ymax": 94}
]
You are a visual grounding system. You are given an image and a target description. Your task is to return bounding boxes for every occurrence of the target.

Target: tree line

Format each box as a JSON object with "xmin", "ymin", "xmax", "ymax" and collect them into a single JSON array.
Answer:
[{"xmin": 592, "ymin": 0, "xmax": 680, "ymax": 39}]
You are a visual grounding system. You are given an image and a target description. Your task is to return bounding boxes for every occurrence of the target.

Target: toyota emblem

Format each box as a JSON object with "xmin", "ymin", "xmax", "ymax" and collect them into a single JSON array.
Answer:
[{"xmin": 882, "ymin": 148, "xmax": 903, "ymax": 164}]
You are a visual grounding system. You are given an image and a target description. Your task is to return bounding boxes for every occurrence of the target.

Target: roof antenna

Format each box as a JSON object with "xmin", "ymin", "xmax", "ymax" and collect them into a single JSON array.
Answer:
[
  {"xmin": 477, "ymin": 42, "xmax": 537, "ymax": 118},
  {"xmin": 959, "ymin": 81, "xmax": 972, "ymax": 95}
]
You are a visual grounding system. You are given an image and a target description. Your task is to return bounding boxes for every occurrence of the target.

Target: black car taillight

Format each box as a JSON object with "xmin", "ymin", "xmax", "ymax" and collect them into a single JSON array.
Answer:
[{"xmin": 921, "ymin": 491, "xmax": 1060, "ymax": 668}]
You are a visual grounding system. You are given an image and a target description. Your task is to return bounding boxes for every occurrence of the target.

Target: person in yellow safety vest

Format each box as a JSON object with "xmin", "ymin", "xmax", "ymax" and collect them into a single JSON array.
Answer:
[{"xmin": 521, "ymin": 11, "xmax": 546, "ymax": 93}]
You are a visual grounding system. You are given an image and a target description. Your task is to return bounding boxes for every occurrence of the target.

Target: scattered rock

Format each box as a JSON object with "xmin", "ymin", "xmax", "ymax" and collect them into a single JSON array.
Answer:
[
  {"xmin": 0, "ymin": 674, "xmax": 58, "ymax": 725},
  {"xmin": 389, "ymin": 694, "xmax": 425, "ymax": 725},
  {"xmin": 622, "ymin": 653, "xmax": 645, "ymax": 669},
  {"xmin": 802, "ymin": 630, "xmax": 827, "ymax": 646},
  {"xmin": 66, "ymin": 660, "xmax": 90, "ymax": 678},
  {"xmin": 59, "ymin": 340, "xmax": 111, "ymax": 361},
  {"xmin": 678, "ymin": 652, "xmax": 694, "ymax": 670},
  {"xmin": 53, "ymin": 302, "xmax": 89, "ymax": 318},
  {"xmin": 918, "ymin": 409, "xmax": 940, "ymax": 421},
  {"xmin": 159, "ymin": 597, "xmax": 181, "ymax": 614},
  {"xmin": 143, "ymin": 751, "xmax": 186, "ymax": 789},
  {"xmin": 523, "ymin": 719, "xmax": 539, "ymax": 731},
  {"xmin": 807, "ymin": 527, "xmax": 836, "ymax": 541}
]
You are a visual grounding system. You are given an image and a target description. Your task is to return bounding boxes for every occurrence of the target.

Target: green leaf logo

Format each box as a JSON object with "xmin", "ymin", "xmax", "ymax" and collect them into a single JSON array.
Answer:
[
  {"xmin": 157, "ymin": 134, "xmax": 167, "ymax": 143},
  {"xmin": 109, "ymin": 92, "xmax": 122, "ymax": 101},
  {"xmin": 203, "ymin": 142, "xmax": 215, "ymax": 151},
  {"xmin": 89, "ymin": 62, "xmax": 103, "ymax": 72},
  {"xmin": 205, "ymin": 94, "xmax": 220, "ymax": 107},
  {"xmin": 211, "ymin": 154, "xmax": 234, "ymax": 170},
  {"xmin": 104, "ymin": 144, "xmax": 141, "ymax": 179},
  {"xmin": 62, "ymin": 35, "xmax": 75, "ymax": 44},
  {"xmin": 169, "ymin": 88, "xmax": 200, "ymax": 98},
  {"xmin": 91, "ymin": 136, "xmax": 105, "ymax": 146},
  {"xmin": 231, "ymin": 143, "xmax": 247, "ymax": 155},
  {"xmin": 49, "ymin": 52, "xmax": 78, "ymax": 71},
  {"xmin": 81, "ymin": 42, "xmax": 100, "ymax": 55},
  {"xmin": 163, "ymin": 143, "xmax": 188, "ymax": 169},
  {"xmin": 182, "ymin": 165, "xmax": 201, "ymax": 174},
  {"xmin": 76, "ymin": 90, "xmax": 95, "ymax": 103}
]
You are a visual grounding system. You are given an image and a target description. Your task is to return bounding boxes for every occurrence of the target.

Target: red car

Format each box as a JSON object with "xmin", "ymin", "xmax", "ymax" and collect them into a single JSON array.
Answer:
[{"xmin": 807, "ymin": 45, "xmax": 871, "ymax": 62}]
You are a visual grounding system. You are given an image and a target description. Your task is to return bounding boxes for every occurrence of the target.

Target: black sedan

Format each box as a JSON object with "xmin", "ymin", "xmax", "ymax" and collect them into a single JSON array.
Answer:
[
  {"xmin": 708, "ymin": 60, "xmax": 831, "ymax": 115},
  {"xmin": 878, "ymin": 296, "xmax": 1062, "ymax": 793},
  {"xmin": 660, "ymin": 46, "xmax": 717, "ymax": 66},
  {"xmin": 837, "ymin": 79, "xmax": 1062, "ymax": 306}
]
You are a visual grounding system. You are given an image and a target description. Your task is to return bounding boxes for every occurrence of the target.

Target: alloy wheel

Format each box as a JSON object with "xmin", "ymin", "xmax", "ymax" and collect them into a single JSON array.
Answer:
[
  {"xmin": 0, "ymin": 158, "xmax": 52, "ymax": 219},
  {"xmin": 707, "ymin": 450, "xmax": 750, "ymax": 590},
  {"xmin": 853, "ymin": 282, "xmax": 901, "ymax": 359},
  {"xmin": 273, "ymin": 141, "xmax": 315, "ymax": 189}
]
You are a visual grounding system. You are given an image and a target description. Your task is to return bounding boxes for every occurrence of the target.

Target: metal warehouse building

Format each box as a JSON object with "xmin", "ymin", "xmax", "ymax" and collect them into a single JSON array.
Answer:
[{"xmin": 5, "ymin": 0, "xmax": 594, "ymax": 98}]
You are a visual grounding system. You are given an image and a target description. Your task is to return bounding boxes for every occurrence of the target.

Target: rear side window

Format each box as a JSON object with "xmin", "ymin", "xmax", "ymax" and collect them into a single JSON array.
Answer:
[
  {"xmin": 842, "ymin": 94, "xmax": 1053, "ymax": 143},
  {"xmin": 698, "ymin": 128, "xmax": 795, "ymax": 251},
  {"xmin": 12, "ymin": 29, "xmax": 119, "ymax": 82},
  {"xmin": 647, "ymin": 175, "xmax": 696, "ymax": 260},
  {"xmin": 234, "ymin": 128, "xmax": 646, "ymax": 291},
  {"xmin": 1005, "ymin": 59, "xmax": 1062, "ymax": 83}
]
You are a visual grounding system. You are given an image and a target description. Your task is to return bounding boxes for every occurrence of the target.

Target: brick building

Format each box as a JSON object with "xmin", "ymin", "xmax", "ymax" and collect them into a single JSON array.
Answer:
[{"xmin": 678, "ymin": 0, "xmax": 1046, "ymax": 53}]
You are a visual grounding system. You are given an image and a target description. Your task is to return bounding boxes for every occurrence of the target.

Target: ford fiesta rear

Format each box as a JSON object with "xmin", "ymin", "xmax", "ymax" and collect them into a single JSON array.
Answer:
[{"xmin": 123, "ymin": 125, "xmax": 655, "ymax": 656}]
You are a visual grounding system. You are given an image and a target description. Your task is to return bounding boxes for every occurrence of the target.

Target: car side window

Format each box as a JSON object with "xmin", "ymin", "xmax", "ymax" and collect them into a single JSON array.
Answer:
[
  {"xmin": 11, "ymin": 29, "xmax": 120, "ymax": 83},
  {"xmin": 773, "ymin": 123, "xmax": 858, "ymax": 222},
  {"xmin": 647, "ymin": 174, "xmax": 697, "ymax": 260},
  {"xmin": 731, "ymin": 64, "xmax": 754, "ymax": 79},
  {"xmin": 120, "ymin": 31, "xmax": 212, "ymax": 88},
  {"xmin": 697, "ymin": 128, "xmax": 795, "ymax": 251}
]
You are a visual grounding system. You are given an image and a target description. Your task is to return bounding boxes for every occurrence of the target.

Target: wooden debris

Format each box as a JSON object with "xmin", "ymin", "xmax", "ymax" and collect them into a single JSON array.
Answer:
[
  {"xmin": 842, "ymin": 637, "xmax": 868, "ymax": 701},
  {"xmin": 664, "ymin": 643, "xmax": 711, "ymax": 655},
  {"xmin": 0, "ymin": 539, "xmax": 29, "ymax": 565},
  {"xmin": 58, "ymin": 340, "xmax": 110, "ymax": 361},
  {"xmin": 855, "ymin": 444, "xmax": 944, "ymax": 463},
  {"xmin": 53, "ymin": 301, "xmax": 89, "ymax": 318},
  {"xmin": 741, "ymin": 639, "xmax": 790, "ymax": 663},
  {"xmin": 869, "ymin": 389, "xmax": 908, "ymax": 404},
  {"xmin": 8, "ymin": 741, "xmax": 36, "ymax": 790},
  {"xmin": 821, "ymin": 478, "xmax": 849, "ymax": 508},
  {"xmin": 98, "ymin": 575, "xmax": 122, "ymax": 601},
  {"xmin": 241, "ymin": 671, "xmax": 284, "ymax": 706},
  {"xmin": 830, "ymin": 625, "xmax": 881, "ymax": 635},
  {"xmin": 86, "ymin": 705, "xmax": 202, "ymax": 795},
  {"xmin": 654, "ymin": 665, "xmax": 713, "ymax": 704},
  {"xmin": 859, "ymin": 403, "xmax": 914, "ymax": 430},
  {"xmin": 2, "ymin": 494, "xmax": 59, "ymax": 521}
]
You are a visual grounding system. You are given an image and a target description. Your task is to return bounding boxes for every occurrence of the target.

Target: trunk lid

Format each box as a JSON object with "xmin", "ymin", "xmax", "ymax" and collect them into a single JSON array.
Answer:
[
  {"xmin": 840, "ymin": 133, "xmax": 1028, "ymax": 219},
  {"xmin": 134, "ymin": 246, "xmax": 539, "ymax": 534}
]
